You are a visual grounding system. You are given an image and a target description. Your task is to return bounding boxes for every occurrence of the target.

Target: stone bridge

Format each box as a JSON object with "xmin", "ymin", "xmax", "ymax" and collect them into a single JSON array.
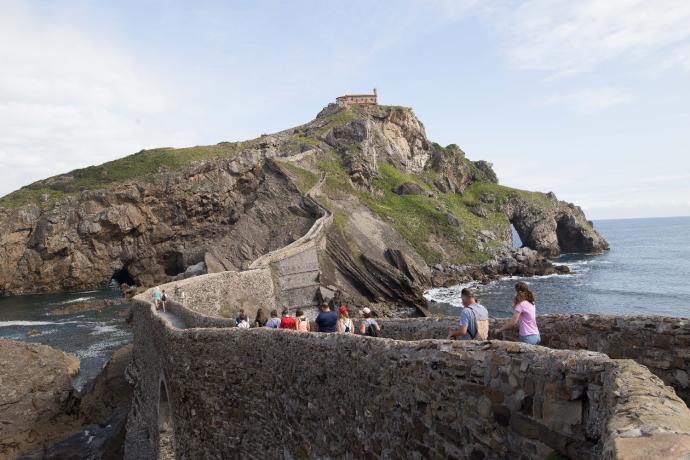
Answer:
[
  {"xmin": 123, "ymin": 170, "xmax": 690, "ymax": 459},
  {"xmin": 124, "ymin": 294, "xmax": 690, "ymax": 459}
]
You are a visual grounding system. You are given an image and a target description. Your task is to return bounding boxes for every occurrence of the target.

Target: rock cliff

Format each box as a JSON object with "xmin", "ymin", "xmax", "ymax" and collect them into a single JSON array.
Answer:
[
  {"xmin": 0, "ymin": 339, "xmax": 79, "ymax": 459},
  {"xmin": 0, "ymin": 103, "xmax": 608, "ymax": 310}
]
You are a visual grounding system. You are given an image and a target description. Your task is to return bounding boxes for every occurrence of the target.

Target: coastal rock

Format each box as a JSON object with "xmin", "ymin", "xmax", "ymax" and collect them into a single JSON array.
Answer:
[
  {"xmin": 428, "ymin": 144, "xmax": 474, "ymax": 193},
  {"xmin": 17, "ymin": 344, "xmax": 133, "ymax": 460},
  {"xmin": 50, "ymin": 298, "xmax": 121, "ymax": 316},
  {"xmin": 504, "ymin": 194, "xmax": 609, "ymax": 257},
  {"xmin": 0, "ymin": 339, "xmax": 80, "ymax": 459},
  {"xmin": 0, "ymin": 156, "xmax": 317, "ymax": 295}
]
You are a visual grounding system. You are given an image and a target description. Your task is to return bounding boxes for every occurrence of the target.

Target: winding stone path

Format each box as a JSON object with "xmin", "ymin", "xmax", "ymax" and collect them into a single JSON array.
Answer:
[{"xmin": 152, "ymin": 170, "xmax": 332, "ymax": 329}]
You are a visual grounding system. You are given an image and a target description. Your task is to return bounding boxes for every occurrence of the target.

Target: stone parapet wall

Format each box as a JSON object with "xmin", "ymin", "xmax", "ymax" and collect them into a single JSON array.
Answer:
[
  {"xmin": 125, "ymin": 301, "xmax": 690, "ymax": 460},
  {"xmin": 166, "ymin": 301, "xmax": 234, "ymax": 329},
  {"xmin": 142, "ymin": 268, "xmax": 276, "ymax": 319},
  {"xmin": 377, "ymin": 314, "xmax": 690, "ymax": 406},
  {"xmin": 516, "ymin": 314, "xmax": 690, "ymax": 406}
]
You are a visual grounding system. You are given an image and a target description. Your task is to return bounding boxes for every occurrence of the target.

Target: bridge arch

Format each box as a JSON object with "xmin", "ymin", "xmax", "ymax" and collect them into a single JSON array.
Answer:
[{"xmin": 157, "ymin": 372, "xmax": 176, "ymax": 459}]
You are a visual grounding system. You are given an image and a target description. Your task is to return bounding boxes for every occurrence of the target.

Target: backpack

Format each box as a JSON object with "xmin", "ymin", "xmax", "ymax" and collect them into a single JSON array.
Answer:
[
  {"xmin": 365, "ymin": 320, "xmax": 378, "ymax": 337},
  {"xmin": 466, "ymin": 305, "xmax": 489, "ymax": 340}
]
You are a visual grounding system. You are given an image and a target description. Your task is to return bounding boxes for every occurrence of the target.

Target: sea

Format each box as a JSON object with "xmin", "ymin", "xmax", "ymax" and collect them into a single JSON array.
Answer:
[
  {"xmin": 426, "ymin": 216, "xmax": 690, "ymax": 319},
  {"xmin": 1, "ymin": 217, "xmax": 689, "ymax": 388},
  {"xmin": 0, "ymin": 286, "xmax": 131, "ymax": 389}
]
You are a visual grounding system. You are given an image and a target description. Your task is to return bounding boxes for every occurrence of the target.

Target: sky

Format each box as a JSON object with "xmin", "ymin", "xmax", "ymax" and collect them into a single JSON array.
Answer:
[{"xmin": 1, "ymin": 0, "xmax": 689, "ymax": 220}]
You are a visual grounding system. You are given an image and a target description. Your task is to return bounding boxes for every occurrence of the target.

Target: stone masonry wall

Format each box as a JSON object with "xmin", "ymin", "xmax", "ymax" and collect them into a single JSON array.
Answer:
[
  {"xmin": 377, "ymin": 314, "xmax": 690, "ymax": 406},
  {"xmin": 143, "ymin": 268, "xmax": 276, "ymax": 319},
  {"xmin": 124, "ymin": 301, "xmax": 690, "ymax": 460}
]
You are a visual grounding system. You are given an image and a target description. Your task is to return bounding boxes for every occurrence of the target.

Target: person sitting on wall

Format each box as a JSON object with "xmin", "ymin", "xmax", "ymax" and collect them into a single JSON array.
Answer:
[
  {"xmin": 152, "ymin": 286, "xmax": 162, "ymax": 310},
  {"xmin": 279, "ymin": 308, "xmax": 297, "ymax": 330},
  {"xmin": 236, "ymin": 312, "xmax": 250, "ymax": 329},
  {"xmin": 496, "ymin": 282, "xmax": 541, "ymax": 345},
  {"xmin": 315, "ymin": 302, "xmax": 338, "ymax": 333},
  {"xmin": 160, "ymin": 289, "xmax": 168, "ymax": 313},
  {"xmin": 295, "ymin": 309, "xmax": 310, "ymax": 331},
  {"xmin": 235, "ymin": 308, "xmax": 252, "ymax": 327},
  {"xmin": 336, "ymin": 306, "xmax": 354, "ymax": 333},
  {"xmin": 448, "ymin": 288, "xmax": 489, "ymax": 340},
  {"xmin": 254, "ymin": 308, "xmax": 268, "ymax": 328},
  {"xmin": 265, "ymin": 310, "xmax": 281, "ymax": 329}
]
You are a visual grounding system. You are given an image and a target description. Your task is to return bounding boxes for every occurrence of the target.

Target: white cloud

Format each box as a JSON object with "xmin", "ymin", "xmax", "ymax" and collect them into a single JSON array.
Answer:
[
  {"xmin": 492, "ymin": 0, "xmax": 690, "ymax": 75},
  {"xmin": 543, "ymin": 87, "xmax": 631, "ymax": 111},
  {"xmin": 0, "ymin": 1, "xmax": 187, "ymax": 196}
]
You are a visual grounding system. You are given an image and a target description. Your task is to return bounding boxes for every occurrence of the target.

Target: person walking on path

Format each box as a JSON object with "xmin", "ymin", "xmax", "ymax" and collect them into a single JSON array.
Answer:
[
  {"xmin": 448, "ymin": 288, "xmax": 489, "ymax": 340},
  {"xmin": 359, "ymin": 307, "xmax": 380, "ymax": 336},
  {"xmin": 497, "ymin": 282, "xmax": 541, "ymax": 345},
  {"xmin": 315, "ymin": 303, "xmax": 338, "ymax": 333},
  {"xmin": 295, "ymin": 309, "xmax": 310, "ymax": 331},
  {"xmin": 265, "ymin": 310, "xmax": 281, "ymax": 329},
  {"xmin": 152, "ymin": 287, "xmax": 163, "ymax": 310},
  {"xmin": 160, "ymin": 289, "xmax": 168, "ymax": 312},
  {"xmin": 336, "ymin": 306, "xmax": 354, "ymax": 333},
  {"xmin": 279, "ymin": 309, "xmax": 297, "ymax": 330}
]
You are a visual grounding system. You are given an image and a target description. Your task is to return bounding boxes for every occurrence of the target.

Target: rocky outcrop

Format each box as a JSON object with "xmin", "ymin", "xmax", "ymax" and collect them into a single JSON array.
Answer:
[
  {"xmin": 393, "ymin": 182, "xmax": 425, "ymax": 195},
  {"xmin": 0, "ymin": 102, "xmax": 608, "ymax": 307},
  {"xmin": 430, "ymin": 247, "xmax": 570, "ymax": 287},
  {"xmin": 17, "ymin": 344, "xmax": 133, "ymax": 460},
  {"xmin": 505, "ymin": 193, "xmax": 609, "ymax": 257},
  {"xmin": 322, "ymin": 104, "xmax": 432, "ymax": 188},
  {"xmin": 0, "ymin": 154, "xmax": 317, "ymax": 294},
  {"xmin": 0, "ymin": 339, "xmax": 80, "ymax": 459}
]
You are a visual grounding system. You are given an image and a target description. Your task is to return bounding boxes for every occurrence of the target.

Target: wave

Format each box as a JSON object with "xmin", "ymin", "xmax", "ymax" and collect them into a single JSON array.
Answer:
[
  {"xmin": 90, "ymin": 324, "xmax": 119, "ymax": 335},
  {"xmin": 76, "ymin": 337, "xmax": 131, "ymax": 359},
  {"xmin": 0, "ymin": 320, "xmax": 60, "ymax": 327},
  {"xmin": 54, "ymin": 296, "xmax": 95, "ymax": 306}
]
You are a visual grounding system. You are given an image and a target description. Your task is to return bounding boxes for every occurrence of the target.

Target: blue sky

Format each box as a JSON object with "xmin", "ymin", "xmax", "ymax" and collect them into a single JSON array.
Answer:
[{"xmin": 1, "ymin": 0, "xmax": 689, "ymax": 219}]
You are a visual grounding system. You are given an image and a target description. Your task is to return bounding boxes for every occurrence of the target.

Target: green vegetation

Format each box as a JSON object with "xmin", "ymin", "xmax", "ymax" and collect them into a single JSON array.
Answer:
[
  {"xmin": 0, "ymin": 142, "xmax": 247, "ymax": 209},
  {"xmin": 317, "ymin": 150, "xmax": 356, "ymax": 198},
  {"xmin": 312, "ymin": 108, "xmax": 359, "ymax": 137},
  {"xmin": 359, "ymin": 162, "xmax": 508, "ymax": 264}
]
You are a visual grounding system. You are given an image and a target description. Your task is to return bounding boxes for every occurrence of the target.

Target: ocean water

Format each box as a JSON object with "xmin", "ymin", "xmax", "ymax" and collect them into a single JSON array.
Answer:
[
  {"xmin": 426, "ymin": 216, "xmax": 690, "ymax": 319},
  {"xmin": 0, "ymin": 287, "xmax": 131, "ymax": 389}
]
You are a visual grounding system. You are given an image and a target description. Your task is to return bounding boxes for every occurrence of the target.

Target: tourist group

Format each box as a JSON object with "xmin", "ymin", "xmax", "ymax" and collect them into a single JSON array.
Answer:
[
  {"xmin": 151, "ymin": 281, "xmax": 540, "ymax": 345},
  {"xmin": 234, "ymin": 303, "xmax": 381, "ymax": 336}
]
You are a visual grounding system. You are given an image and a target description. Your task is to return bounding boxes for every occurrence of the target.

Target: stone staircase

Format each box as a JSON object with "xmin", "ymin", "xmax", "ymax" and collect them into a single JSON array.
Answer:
[{"xmin": 249, "ymin": 170, "xmax": 332, "ymax": 309}]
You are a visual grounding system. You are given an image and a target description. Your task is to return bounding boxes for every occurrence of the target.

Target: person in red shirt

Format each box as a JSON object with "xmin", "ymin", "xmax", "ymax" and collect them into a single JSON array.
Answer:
[{"xmin": 279, "ymin": 308, "xmax": 297, "ymax": 330}]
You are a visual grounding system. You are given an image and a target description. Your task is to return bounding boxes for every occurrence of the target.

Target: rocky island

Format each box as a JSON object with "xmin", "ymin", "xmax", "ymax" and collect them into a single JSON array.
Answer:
[
  {"xmin": 0, "ymin": 102, "xmax": 607, "ymax": 315},
  {"xmin": 4, "ymin": 100, "xmax": 690, "ymax": 460}
]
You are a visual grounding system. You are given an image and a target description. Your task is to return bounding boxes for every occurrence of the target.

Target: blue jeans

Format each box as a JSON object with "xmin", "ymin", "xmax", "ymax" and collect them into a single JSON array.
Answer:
[{"xmin": 519, "ymin": 334, "xmax": 541, "ymax": 345}]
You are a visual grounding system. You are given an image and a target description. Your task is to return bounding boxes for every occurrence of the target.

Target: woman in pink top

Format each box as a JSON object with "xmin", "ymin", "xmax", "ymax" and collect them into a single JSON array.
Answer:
[{"xmin": 498, "ymin": 282, "xmax": 541, "ymax": 345}]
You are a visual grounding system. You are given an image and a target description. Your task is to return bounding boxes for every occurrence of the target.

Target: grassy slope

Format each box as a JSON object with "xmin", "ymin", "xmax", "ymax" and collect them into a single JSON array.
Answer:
[{"xmin": 0, "ymin": 143, "xmax": 247, "ymax": 209}]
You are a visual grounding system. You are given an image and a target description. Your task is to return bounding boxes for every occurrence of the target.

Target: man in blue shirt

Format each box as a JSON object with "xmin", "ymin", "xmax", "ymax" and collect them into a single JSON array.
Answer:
[
  {"xmin": 449, "ymin": 288, "xmax": 489, "ymax": 340},
  {"xmin": 315, "ymin": 303, "xmax": 338, "ymax": 333}
]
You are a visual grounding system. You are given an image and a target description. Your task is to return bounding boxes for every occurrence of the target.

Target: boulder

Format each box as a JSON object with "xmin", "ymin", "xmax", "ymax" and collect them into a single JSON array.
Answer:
[
  {"xmin": 393, "ymin": 182, "xmax": 425, "ymax": 196},
  {"xmin": 0, "ymin": 340, "xmax": 80, "ymax": 459}
]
